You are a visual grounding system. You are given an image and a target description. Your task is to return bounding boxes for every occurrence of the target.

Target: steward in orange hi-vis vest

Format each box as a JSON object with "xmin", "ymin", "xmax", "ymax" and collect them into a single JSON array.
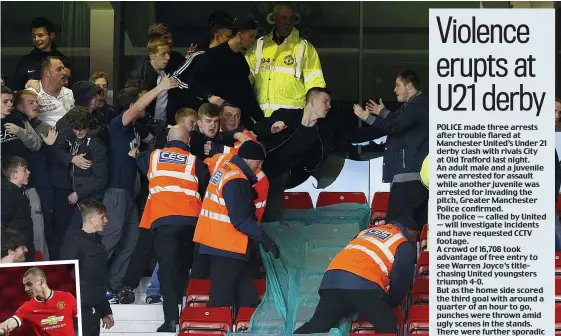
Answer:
[
  {"xmin": 294, "ymin": 218, "xmax": 417, "ymax": 335},
  {"xmin": 137, "ymin": 140, "xmax": 210, "ymax": 229},
  {"xmin": 193, "ymin": 141, "xmax": 279, "ymax": 308},
  {"xmin": 204, "ymin": 149, "xmax": 269, "ymax": 224}
]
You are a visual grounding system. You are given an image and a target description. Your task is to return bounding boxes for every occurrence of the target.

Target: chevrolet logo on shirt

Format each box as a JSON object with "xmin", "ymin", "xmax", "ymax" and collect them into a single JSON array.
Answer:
[{"xmin": 40, "ymin": 316, "xmax": 64, "ymax": 325}]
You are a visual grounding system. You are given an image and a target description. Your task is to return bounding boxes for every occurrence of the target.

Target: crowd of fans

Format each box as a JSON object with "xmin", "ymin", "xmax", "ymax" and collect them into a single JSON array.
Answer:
[{"xmin": 1, "ymin": 3, "xmax": 430, "ymax": 334}]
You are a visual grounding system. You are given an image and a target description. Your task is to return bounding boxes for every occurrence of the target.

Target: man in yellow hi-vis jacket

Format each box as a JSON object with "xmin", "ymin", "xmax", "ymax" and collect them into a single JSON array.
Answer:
[{"xmin": 245, "ymin": 3, "xmax": 326, "ymax": 117}]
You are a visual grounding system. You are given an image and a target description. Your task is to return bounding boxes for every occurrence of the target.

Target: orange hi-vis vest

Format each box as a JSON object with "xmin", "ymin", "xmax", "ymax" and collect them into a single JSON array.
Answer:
[
  {"xmin": 326, "ymin": 224, "xmax": 408, "ymax": 293},
  {"xmin": 193, "ymin": 160, "xmax": 251, "ymax": 254},
  {"xmin": 222, "ymin": 129, "xmax": 257, "ymax": 154},
  {"xmin": 204, "ymin": 153, "xmax": 269, "ymax": 224},
  {"xmin": 139, "ymin": 147, "xmax": 202, "ymax": 229}
]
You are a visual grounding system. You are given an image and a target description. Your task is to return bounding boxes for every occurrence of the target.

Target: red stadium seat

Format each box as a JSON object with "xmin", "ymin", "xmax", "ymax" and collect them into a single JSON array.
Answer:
[
  {"xmin": 406, "ymin": 305, "xmax": 429, "ymax": 335},
  {"xmin": 556, "ymin": 303, "xmax": 561, "ymax": 334},
  {"xmin": 416, "ymin": 252, "xmax": 429, "ymax": 279},
  {"xmin": 253, "ymin": 279, "xmax": 266, "ymax": 301},
  {"xmin": 180, "ymin": 307, "xmax": 232, "ymax": 335},
  {"xmin": 371, "ymin": 192, "xmax": 390, "ymax": 211},
  {"xmin": 235, "ymin": 307, "xmax": 256, "ymax": 332},
  {"xmin": 186, "ymin": 279, "xmax": 211, "ymax": 307},
  {"xmin": 282, "ymin": 192, "xmax": 313, "ymax": 209},
  {"xmin": 351, "ymin": 308, "xmax": 403, "ymax": 335},
  {"xmin": 410, "ymin": 278, "xmax": 429, "ymax": 305},
  {"xmin": 419, "ymin": 225, "xmax": 428, "ymax": 251},
  {"xmin": 316, "ymin": 192, "xmax": 367, "ymax": 207},
  {"xmin": 370, "ymin": 192, "xmax": 390, "ymax": 226}
]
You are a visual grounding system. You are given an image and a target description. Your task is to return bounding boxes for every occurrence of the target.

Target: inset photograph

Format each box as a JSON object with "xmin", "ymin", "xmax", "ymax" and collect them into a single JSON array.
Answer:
[{"xmin": 0, "ymin": 261, "xmax": 80, "ymax": 336}]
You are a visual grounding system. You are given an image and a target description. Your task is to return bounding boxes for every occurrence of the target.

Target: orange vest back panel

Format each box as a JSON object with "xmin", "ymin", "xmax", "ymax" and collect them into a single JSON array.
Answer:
[
  {"xmin": 326, "ymin": 224, "xmax": 408, "ymax": 292},
  {"xmin": 139, "ymin": 148, "xmax": 202, "ymax": 229},
  {"xmin": 193, "ymin": 160, "xmax": 250, "ymax": 254}
]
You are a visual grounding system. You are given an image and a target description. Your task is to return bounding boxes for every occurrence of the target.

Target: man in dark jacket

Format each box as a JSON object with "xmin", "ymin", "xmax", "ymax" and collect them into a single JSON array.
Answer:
[
  {"xmin": 61, "ymin": 200, "xmax": 114, "ymax": 335},
  {"xmin": 12, "ymin": 17, "xmax": 72, "ymax": 91},
  {"xmin": 136, "ymin": 125, "xmax": 210, "ymax": 332},
  {"xmin": 1, "ymin": 156, "xmax": 35, "ymax": 262},
  {"xmin": 188, "ymin": 16, "xmax": 264, "ymax": 127},
  {"xmin": 171, "ymin": 13, "xmax": 233, "ymax": 112},
  {"xmin": 253, "ymin": 87, "xmax": 334, "ymax": 221},
  {"xmin": 128, "ymin": 38, "xmax": 184, "ymax": 127},
  {"xmin": 354, "ymin": 70, "xmax": 429, "ymax": 230},
  {"xmin": 49, "ymin": 107, "xmax": 108, "ymax": 259}
]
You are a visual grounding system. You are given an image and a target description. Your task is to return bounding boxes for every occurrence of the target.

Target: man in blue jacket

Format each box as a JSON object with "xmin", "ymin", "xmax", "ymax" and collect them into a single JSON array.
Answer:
[{"xmin": 353, "ymin": 70, "xmax": 429, "ymax": 230}]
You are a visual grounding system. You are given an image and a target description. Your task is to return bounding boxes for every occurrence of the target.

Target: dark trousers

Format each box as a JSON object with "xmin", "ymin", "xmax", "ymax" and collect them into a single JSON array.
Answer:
[
  {"xmin": 294, "ymin": 289, "xmax": 397, "ymax": 334},
  {"xmin": 122, "ymin": 228, "xmax": 154, "ymax": 289},
  {"xmin": 262, "ymin": 172, "xmax": 289, "ymax": 222},
  {"xmin": 81, "ymin": 305, "xmax": 101, "ymax": 336},
  {"xmin": 153, "ymin": 224, "xmax": 196, "ymax": 322},
  {"xmin": 37, "ymin": 187, "xmax": 54, "ymax": 259},
  {"xmin": 191, "ymin": 243, "xmax": 262, "ymax": 279},
  {"xmin": 207, "ymin": 255, "xmax": 259, "ymax": 309},
  {"xmin": 51, "ymin": 188, "xmax": 75, "ymax": 260},
  {"xmin": 386, "ymin": 180, "xmax": 428, "ymax": 231}
]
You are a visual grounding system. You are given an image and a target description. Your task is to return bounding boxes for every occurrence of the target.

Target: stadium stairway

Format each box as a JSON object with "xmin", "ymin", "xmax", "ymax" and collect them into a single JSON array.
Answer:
[{"xmin": 100, "ymin": 277, "xmax": 176, "ymax": 336}]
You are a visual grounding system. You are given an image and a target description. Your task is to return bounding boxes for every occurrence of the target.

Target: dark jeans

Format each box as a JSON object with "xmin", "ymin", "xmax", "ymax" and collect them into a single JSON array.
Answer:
[
  {"xmin": 122, "ymin": 228, "xmax": 154, "ymax": 289},
  {"xmin": 294, "ymin": 288, "xmax": 397, "ymax": 334},
  {"xmin": 81, "ymin": 305, "xmax": 101, "ymax": 336}
]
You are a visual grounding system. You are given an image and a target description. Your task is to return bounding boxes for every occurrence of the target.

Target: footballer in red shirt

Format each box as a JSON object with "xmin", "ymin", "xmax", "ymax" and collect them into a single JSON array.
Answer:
[{"xmin": 0, "ymin": 267, "xmax": 78, "ymax": 335}]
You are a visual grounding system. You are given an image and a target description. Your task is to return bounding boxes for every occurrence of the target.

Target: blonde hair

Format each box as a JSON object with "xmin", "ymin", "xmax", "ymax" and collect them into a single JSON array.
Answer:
[
  {"xmin": 147, "ymin": 38, "xmax": 171, "ymax": 54},
  {"xmin": 175, "ymin": 108, "xmax": 198, "ymax": 124}
]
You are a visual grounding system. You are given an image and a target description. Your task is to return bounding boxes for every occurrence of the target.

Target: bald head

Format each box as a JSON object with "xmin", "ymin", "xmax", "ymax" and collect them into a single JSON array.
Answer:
[
  {"xmin": 24, "ymin": 267, "xmax": 47, "ymax": 280},
  {"xmin": 167, "ymin": 125, "xmax": 190, "ymax": 144}
]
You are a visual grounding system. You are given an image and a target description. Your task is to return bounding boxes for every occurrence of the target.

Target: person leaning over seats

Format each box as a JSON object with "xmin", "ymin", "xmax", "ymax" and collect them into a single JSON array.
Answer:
[
  {"xmin": 193, "ymin": 140, "xmax": 279, "ymax": 311},
  {"xmin": 294, "ymin": 217, "xmax": 417, "ymax": 335}
]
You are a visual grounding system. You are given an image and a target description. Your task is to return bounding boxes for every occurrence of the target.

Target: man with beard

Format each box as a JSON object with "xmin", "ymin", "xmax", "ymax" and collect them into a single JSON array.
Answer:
[{"xmin": 0, "ymin": 268, "xmax": 78, "ymax": 336}]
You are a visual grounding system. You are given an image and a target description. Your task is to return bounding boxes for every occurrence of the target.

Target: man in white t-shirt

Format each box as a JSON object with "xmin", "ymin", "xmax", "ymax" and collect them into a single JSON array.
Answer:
[{"xmin": 26, "ymin": 56, "xmax": 74, "ymax": 127}]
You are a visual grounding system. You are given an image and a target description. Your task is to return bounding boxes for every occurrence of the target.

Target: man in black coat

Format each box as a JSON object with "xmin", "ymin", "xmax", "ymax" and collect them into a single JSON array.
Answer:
[
  {"xmin": 49, "ymin": 107, "xmax": 108, "ymax": 259},
  {"xmin": 1, "ymin": 156, "xmax": 35, "ymax": 262},
  {"xmin": 253, "ymin": 87, "xmax": 334, "ymax": 222},
  {"xmin": 188, "ymin": 16, "xmax": 264, "ymax": 127},
  {"xmin": 12, "ymin": 17, "xmax": 72, "ymax": 91},
  {"xmin": 61, "ymin": 200, "xmax": 114, "ymax": 335}
]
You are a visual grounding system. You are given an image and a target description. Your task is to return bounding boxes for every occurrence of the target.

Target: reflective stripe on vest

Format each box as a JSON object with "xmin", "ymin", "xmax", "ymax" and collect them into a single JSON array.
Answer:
[
  {"xmin": 148, "ymin": 149, "xmax": 198, "ymax": 183},
  {"xmin": 254, "ymin": 37, "xmax": 307, "ymax": 79},
  {"xmin": 140, "ymin": 147, "xmax": 202, "ymax": 228},
  {"xmin": 326, "ymin": 225, "xmax": 408, "ymax": 292},
  {"xmin": 193, "ymin": 161, "xmax": 250, "ymax": 254}
]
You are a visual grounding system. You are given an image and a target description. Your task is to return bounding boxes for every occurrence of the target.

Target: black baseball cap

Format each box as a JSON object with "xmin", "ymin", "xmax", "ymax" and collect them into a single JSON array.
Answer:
[
  {"xmin": 72, "ymin": 81, "xmax": 102, "ymax": 107},
  {"xmin": 232, "ymin": 16, "xmax": 258, "ymax": 33}
]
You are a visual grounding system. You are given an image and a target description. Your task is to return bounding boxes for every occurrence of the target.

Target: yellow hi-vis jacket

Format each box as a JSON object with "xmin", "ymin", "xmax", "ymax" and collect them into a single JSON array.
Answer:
[
  {"xmin": 420, "ymin": 155, "xmax": 429, "ymax": 189},
  {"xmin": 245, "ymin": 28, "xmax": 326, "ymax": 117}
]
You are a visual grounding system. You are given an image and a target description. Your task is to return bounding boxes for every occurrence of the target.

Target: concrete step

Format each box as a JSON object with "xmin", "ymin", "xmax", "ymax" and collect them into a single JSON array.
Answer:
[
  {"xmin": 99, "ymin": 320, "xmax": 175, "ymax": 333},
  {"xmin": 108, "ymin": 304, "xmax": 166, "ymax": 321}
]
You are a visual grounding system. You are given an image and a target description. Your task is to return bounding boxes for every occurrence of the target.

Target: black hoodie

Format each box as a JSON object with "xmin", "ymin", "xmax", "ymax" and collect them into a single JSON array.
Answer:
[
  {"xmin": 50, "ymin": 125, "xmax": 108, "ymax": 201},
  {"xmin": 60, "ymin": 228, "xmax": 112, "ymax": 316},
  {"xmin": 12, "ymin": 42, "xmax": 72, "ymax": 91}
]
